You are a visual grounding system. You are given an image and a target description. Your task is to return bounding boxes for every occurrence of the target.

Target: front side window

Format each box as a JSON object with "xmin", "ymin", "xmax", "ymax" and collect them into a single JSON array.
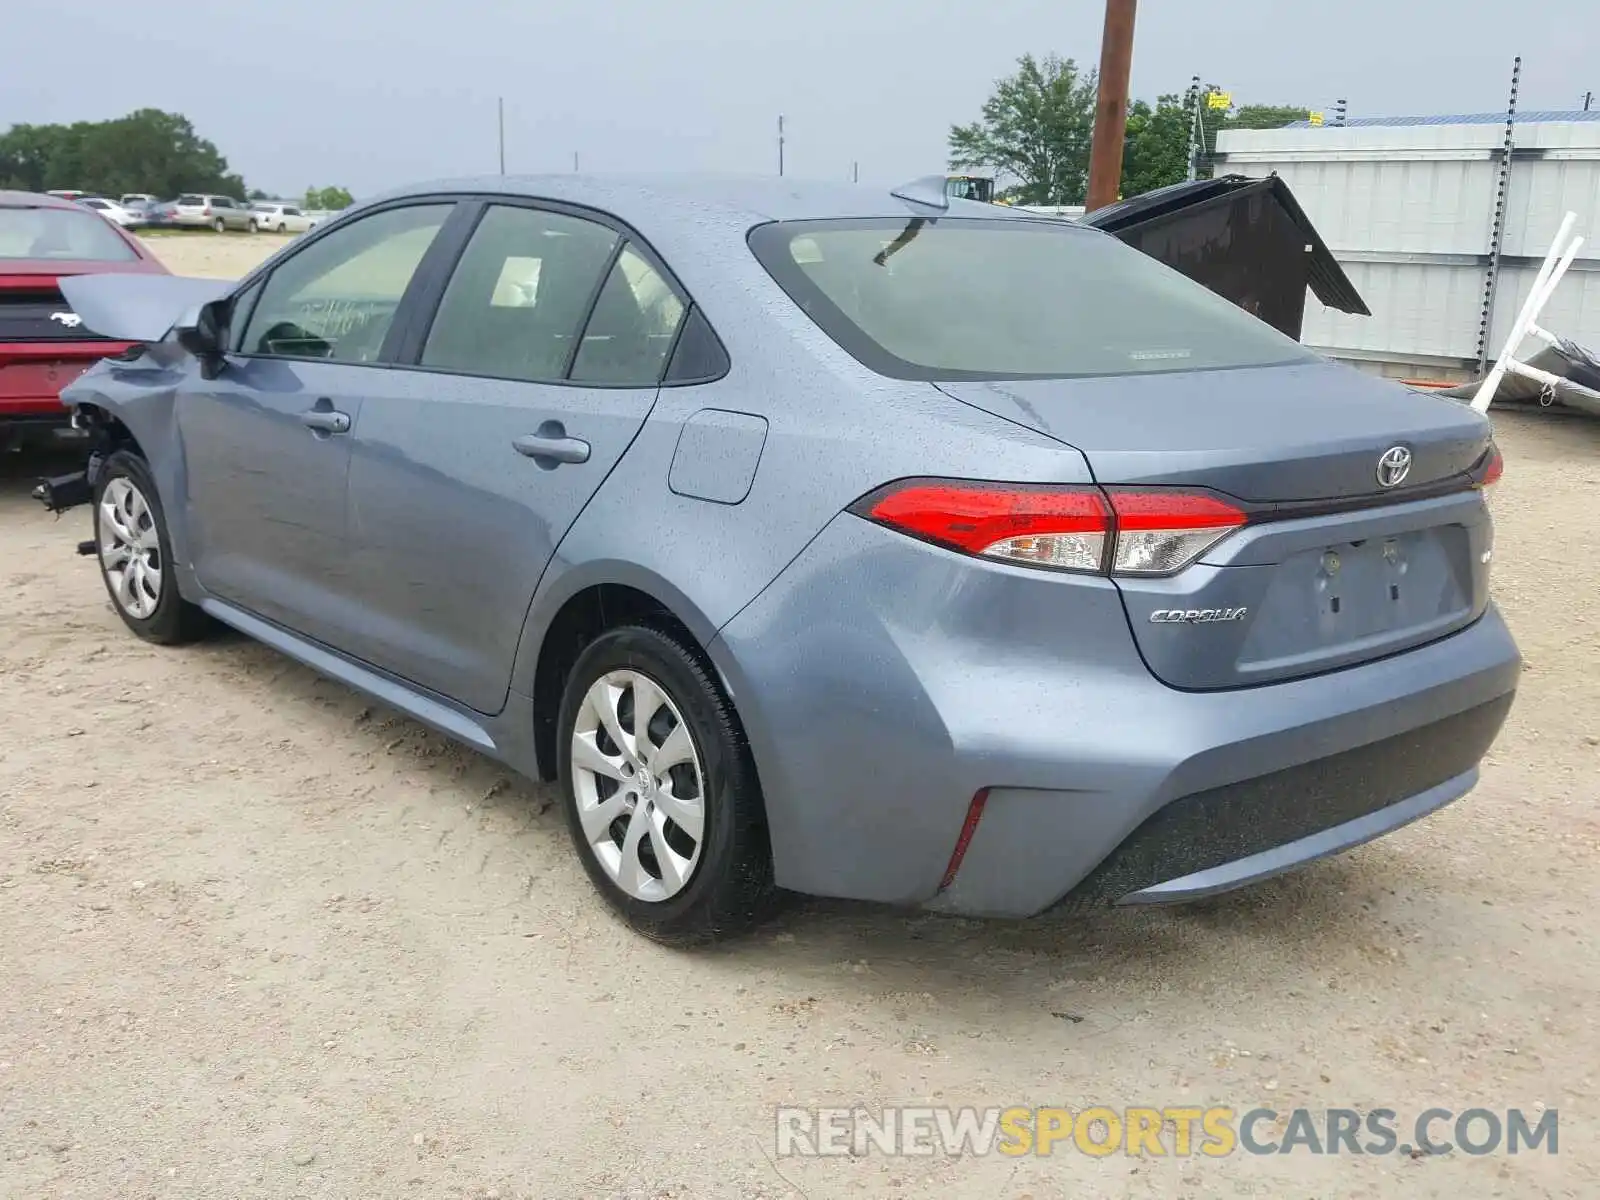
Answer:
[
  {"xmin": 0, "ymin": 207, "xmax": 137, "ymax": 261},
  {"xmin": 748, "ymin": 217, "xmax": 1315, "ymax": 381},
  {"xmin": 569, "ymin": 244, "xmax": 687, "ymax": 385},
  {"xmin": 420, "ymin": 204, "xmax": 620, "ymax": 383},
  {"xmin": 239, "ymin": 203, "xmax": 451, "ymax": 363}
]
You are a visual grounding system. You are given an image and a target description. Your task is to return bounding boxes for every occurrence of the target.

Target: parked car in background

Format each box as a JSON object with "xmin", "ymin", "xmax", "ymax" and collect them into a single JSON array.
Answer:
[
  {"xmin": 0, "ymin": 190, "xmax": 168, "ymax": 450},
  {"xmin": 248, "ymin": 202, "xmax": 316, "ymax": 233},
  {"xmin": 43, "ymin": 175, "xmax": 1519, "ymax": 944},
  {"xmin": 45, "ymin": 189, "xmax": 91, "ymax": 202},
  {"xmin": 118, "ymin": 199, "xmax": 166, "ymax": 229},
  {"xmin": 170, "ymin": 194, "xmax": 255, "ymax": 232},
  {"xmin": 119, "ymin": 193, "xmax": 159, "ymax": 209},
  {"xmin": 76, "ymin": 196, "xmax": 141, "ymax": 229}
]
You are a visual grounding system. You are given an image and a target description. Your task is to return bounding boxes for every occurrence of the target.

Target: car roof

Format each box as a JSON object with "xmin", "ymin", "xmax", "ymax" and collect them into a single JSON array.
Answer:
[
  {"xmin": 0, "ymin": 189, "xmax": 91, "ymax": 210},
  {"xmin": 362, "ymin": 173, "xmax": 1051, "ymax": 231}
]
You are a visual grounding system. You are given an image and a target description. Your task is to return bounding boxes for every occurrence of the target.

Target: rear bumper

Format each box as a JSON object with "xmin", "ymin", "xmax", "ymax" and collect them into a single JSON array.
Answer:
[
  {"xmin": 1, "ymin": 343, "xmax": 132, "ymax": 425},
  {"xmin": 710, "ymin": 514, "xmax": 1521, "ymax": 918}
]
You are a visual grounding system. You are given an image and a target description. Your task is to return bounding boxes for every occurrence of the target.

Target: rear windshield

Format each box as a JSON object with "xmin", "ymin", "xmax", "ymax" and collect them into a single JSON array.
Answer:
[
  {"xmin": 747, "ymin": 217, "xmax": 1314, "ymax": 380},
  {"xmin": 0, "ymin": 207, "xmax": 138, "ymax": 261}
]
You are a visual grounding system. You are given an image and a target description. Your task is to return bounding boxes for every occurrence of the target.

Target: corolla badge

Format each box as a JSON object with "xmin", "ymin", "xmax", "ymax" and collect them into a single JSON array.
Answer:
[
  {"xmin": 1376, "ymin": 445, "xmax": 1412, "ymax": 489},
  {"xmin": 1149, "ymin": 607, "xmax": 1249, "ymax": 625},
  {"xmin": 50, "ymin": 312, "xmax": 83, "ymax": 328}
]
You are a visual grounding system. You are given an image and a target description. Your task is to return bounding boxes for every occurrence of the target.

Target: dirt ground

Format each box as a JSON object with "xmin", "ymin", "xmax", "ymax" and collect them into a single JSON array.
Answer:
[{"xmin": 1, "ymin": 235, "xmax": 1596, "ymax": 1198}]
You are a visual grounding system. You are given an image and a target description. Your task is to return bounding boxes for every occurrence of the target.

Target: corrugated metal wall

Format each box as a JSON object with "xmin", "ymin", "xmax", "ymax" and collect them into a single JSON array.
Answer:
[{"xmin": 1215, "ymin": 117, "xmax": 1600, "ymax": 381}]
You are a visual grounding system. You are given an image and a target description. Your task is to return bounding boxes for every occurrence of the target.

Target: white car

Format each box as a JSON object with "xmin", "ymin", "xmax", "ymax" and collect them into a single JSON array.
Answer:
[
  {"xmin": 248, "ymin": 202, "xmax": 316, "ymax": 234},
  {"xmin": 75, "ymin": 197, "xmax": 140, "ymax": 228}
]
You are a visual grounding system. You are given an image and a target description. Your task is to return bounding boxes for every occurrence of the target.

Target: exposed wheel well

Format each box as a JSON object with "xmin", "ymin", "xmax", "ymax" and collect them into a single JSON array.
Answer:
[
  {"xmin": 80, "ymin": 405, "xmax": 146, "ymax": 461},
  {"xmin": 531, "ymin": 583, "xmax": 708, "ymax": 781}
]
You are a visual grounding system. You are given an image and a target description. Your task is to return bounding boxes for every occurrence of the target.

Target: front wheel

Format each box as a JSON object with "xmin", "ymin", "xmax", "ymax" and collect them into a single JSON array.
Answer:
[
  {"xmin": 557, "ymin": 625, "xmax": 779, "ymax": 945},
  {"xmin": 93, "ymin": 451, "xmax": 210, "ymax": 645}
]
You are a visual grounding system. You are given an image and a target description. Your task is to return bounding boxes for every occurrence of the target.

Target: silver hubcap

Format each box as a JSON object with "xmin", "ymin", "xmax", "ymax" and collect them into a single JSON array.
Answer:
[
  {"xmin": 571, "ymin": 669, "xmax": 706, "ymax": 902},
  {"xmin": 98, "ymin": 477, "xmax": 162, "ymax": 620}
]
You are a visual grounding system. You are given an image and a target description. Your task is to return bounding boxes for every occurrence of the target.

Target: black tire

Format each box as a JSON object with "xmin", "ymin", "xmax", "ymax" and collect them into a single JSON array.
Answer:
[
  {"xmin": 92, "ymin": 451, "xmax": 210, "ymax": 645},
  {"xmin": 212, "ymin": 217, "xmax": 226, "ymax": 233},
  {"xmin": 248, "ymin": 218, "xmax": 259, "ymax": 233},
  {"xmin": 275, "ymin": 222, "xmax": 286, "ymax": 233},
  {"xmin": 557, "ymin": 624, "xmax": 780, "ymax": 945}
]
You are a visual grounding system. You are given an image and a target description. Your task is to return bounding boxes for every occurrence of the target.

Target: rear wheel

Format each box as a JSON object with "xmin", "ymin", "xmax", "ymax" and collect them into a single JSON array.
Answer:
[
  {"xmin": 94, "ymin": 451, "xmax": 209, "ymax": 645},
  {"xmin": 248, "ymin": 218, "xmax": 259, "ymax": 233},
  {"xmin": 275, "ymin": 222, "xmax": 286, "ymax": 233},
  {"xmin": 212, "ymin": 217, "xmax": 226, "ymax": 233},
  {"xmin": 557, "ymin": 625, "xmax": 779, "ymax": 945}
]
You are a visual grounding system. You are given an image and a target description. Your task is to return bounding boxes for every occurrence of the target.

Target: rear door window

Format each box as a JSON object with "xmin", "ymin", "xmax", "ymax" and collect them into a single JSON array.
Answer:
[
  {"xmin": 419, "ymin": 204, "xmax": 620, "ymax": 383},
  {"xmin": 748, "ymin": 217, "xmax": 1314, "ymax": 381}
]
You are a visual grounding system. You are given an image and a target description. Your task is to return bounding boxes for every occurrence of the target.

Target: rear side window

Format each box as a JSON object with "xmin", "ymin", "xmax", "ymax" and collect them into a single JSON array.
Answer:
[
  {"xmin": 569, "ymin": 245, "xmax": 686, "ymax": 385},
  {"xmin": 0, "ymin": 207, "xmax": 137, "ymax": 261},
  {"xmin": 747, "ymin": 217, "xmax": 1314, "ymax": 381},
  {"xmin": 421, "ymin": 204, "xmax": 620, "ymax": 384}
]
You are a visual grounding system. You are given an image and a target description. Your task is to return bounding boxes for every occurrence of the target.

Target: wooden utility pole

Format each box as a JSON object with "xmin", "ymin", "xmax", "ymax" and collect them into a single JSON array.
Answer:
[{"xmin": 1085, "ymin": 0, "xmax": 1137, "ymax": 211}]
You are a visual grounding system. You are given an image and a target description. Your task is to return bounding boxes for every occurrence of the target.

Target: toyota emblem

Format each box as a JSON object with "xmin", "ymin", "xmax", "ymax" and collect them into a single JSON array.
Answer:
[{"xmin": 1376, "ymin": 445, "xmax": 1412, "ymax": 489}]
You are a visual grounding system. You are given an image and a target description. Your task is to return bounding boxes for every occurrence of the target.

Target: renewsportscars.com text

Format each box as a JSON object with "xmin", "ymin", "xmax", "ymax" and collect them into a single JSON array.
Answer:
[{"xmin": 775, "ymin": 1105, "xmax": 1558, "ymax": 1158}]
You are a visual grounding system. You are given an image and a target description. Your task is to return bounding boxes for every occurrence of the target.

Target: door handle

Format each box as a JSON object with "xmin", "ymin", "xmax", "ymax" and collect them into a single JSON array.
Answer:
[
  {"xmin": 300, "ymin": 408, "xmax": 351, "ymax": 434},
  {"xmin": 513, "ymin": 432, "xmax": 590, "ymax": 465}
]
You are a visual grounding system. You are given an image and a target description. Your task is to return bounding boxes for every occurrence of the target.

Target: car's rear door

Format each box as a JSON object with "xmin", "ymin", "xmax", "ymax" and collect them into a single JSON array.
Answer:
[
  {"xmin": 177, "ymin": 200, "xmax": 459, "ymax": 642},
  {"xmin": 338, "ymin": 198, "xmax": 688, "ymax": 713}
]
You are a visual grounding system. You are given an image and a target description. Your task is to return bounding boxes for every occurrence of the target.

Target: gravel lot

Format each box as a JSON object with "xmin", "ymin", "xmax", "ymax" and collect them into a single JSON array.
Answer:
[{"xmin": 1, "ymin": 234, "xmax": 1595, "ymax": 1198}]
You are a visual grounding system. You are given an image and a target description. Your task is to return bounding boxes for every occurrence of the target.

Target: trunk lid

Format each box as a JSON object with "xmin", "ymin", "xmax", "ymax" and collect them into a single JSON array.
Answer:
[{"xmin": 937, "ymin": 361, "xmax": 1495, "ymax": 690}]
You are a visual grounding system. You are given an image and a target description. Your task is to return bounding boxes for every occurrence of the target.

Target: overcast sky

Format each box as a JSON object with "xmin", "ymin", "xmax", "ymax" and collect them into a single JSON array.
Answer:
[{"xmin": 5, "ymin": 0, "xmax": 1595, "ymax": 196}]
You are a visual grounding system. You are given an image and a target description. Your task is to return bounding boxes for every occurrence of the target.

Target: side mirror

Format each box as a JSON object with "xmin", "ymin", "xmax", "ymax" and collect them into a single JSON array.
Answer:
[{"xmin": 175, "ymin": 298, "xmax": 229, "ymax": 380}]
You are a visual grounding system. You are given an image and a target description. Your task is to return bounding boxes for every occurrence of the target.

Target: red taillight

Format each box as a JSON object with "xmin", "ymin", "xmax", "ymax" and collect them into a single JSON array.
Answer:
[
  {"xmin": 854, "ymin": 480, "xmax": 1247, "ymax": 577},
  {"xmin": 861, "ymin": 481, "xmax": 1110, "ymax": 572},
  {"xmin": 1478, "ymin": 444, "xmax": 1504, "ymax": 491}
]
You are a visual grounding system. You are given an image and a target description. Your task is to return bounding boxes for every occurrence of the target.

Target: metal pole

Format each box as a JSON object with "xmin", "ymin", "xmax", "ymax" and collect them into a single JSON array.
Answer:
[
  {"xmin": 1477, "ymin": 55, "xmax": 1521, "ymax": 374},
  {"xmin": 778, "ymin": 115, "xmax": 785, "ymax": 177},
  {"xmin": 1584, "ymin": 91, "xmax": 1594, "ymax": 112},
  {"xmin": 573, "ymin": 151, "xmax": 579, "ymax": 173},
  {"xmin": 497, "ymin": 97, "xmax": 505, "ymax": 175},
  {"xmin": 1086, "ymin": 0, "xmax": 1138, "ymax": 210},
  {"xmin": 1185, "ymin": 74, "xmax": 1201, "ymax": 182},
  {"xmin": 852, "ymin": 161, "xmax": 859, "ymax": 183}
]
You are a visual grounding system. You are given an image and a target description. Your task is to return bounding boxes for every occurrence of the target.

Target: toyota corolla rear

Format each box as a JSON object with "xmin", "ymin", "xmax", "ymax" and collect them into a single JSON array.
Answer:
[
  {"xmin": 715, "ymin": 211, "xmax": 1520, "ymax": 918},
  {"xmin": 0, "ymin": 194, "xmax": 165, "ymax": 446}
]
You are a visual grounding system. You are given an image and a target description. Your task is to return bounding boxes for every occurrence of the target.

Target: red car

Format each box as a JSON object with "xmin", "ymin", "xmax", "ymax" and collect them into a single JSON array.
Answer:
[{"xmin": 1, "ymin": 190, "xmax": 168, "ymax": 450}]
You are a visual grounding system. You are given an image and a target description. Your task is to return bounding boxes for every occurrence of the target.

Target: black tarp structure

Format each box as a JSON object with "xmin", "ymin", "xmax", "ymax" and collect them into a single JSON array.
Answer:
[{"xmin": 1079, "ymin": 173, "xmax": 1370, "ymax": 342}]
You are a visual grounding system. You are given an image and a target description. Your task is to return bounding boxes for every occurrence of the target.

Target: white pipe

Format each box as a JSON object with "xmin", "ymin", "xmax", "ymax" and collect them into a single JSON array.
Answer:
[{"xmin": 1471, "ymin": 212, "xmax": 1580, "ymax": 413}]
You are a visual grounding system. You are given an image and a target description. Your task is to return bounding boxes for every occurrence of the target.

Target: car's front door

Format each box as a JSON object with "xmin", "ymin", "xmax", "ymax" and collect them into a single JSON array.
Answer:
[
  {"xmin": 178, "ymin": 201, "xmax": 456, "ymax": 641},
  {"xmin": 339, "ymin": 200, "xmax": 689, "ymax": 713}
]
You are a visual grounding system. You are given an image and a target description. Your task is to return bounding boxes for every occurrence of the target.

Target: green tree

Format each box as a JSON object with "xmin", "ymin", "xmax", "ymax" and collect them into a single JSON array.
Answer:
[
  {"xmin": 1119, "ymin": 90, "xmax": 1315, "ymax": 197},
  {"xmin": 0, "ymin": 110, "xmax": 246, "ymax": 199},
  {"xmin": 947, "ymin": 54, "xmax": 1097, "ymax": 205},
  {"xmin": 1120, "ymin": 93, "xmax": 1193, "ymax": 198},
  {"xmin": 303, "ymin": 186, "xmax": 354, "ymax": 211}
]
